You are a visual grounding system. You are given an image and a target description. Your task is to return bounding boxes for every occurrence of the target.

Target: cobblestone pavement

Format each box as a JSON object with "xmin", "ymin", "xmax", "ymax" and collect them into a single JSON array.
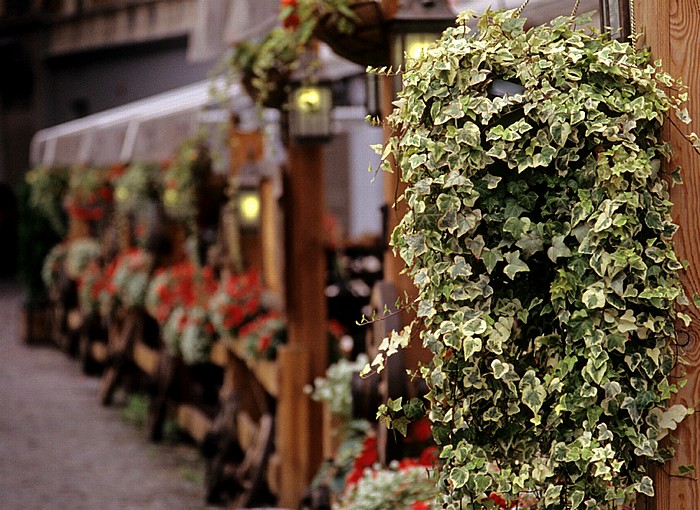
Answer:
[{"xmin": 0, "ymin": 280, "xmax": 217, "ymax": 510}]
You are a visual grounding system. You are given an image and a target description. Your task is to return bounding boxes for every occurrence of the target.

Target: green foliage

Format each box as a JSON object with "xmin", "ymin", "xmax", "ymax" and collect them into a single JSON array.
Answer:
[
  {"xmin": 17, "ymin": 181, "xmax": 63, "ymax": 302},
  {"xmin": 226, "ymin": 0, "xmax": 361, "ymax": 107},
  {"xmin": 113, "ymin": 162, "xmax": 159, "ymax": 216},
  {"xmin": 121, "ymin": 393, "xmax": 151, "ymax": 427},
  {"xmin": 24, "ymin": 165, "xmax": 68, "ymax": 237},
  {"xmin": 375, "ymin": 9, "xmax": 695, "ymax": 509}
]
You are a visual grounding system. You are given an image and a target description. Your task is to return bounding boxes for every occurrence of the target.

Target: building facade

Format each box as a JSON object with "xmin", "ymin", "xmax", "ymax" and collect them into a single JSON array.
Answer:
[{"xmin": 0, "ymin": 0, "xmax": 215, "ymax": 188}]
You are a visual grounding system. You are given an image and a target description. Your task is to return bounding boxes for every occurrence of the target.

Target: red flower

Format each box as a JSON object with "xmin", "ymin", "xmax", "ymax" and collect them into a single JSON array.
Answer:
[
  {"xmin": 109, "ymin": 163, "xmax": 126, "ymax": 180},
  {"xmin": 488, "ymin": 492, "xmax": 513, "ymax": 510},
  {"xmin": 412, "ymin": 502, "xmax": 430, "ymax": 510},
  {"xmin": 224, "ymin": 306, "xmax": 245, "ymax": 329},
  {"xmin": 98, "ymin": 185, "xmax": 113, "ymax": 202},
  {"xmin": 258, "ymin": 335, "xmax": 271, "ymax": 353},
  {"xmin": 408, "ymin": 417, "xmax": 433, "ymax": 444},
  {"xmin": 282, "ymin": 12, "xmax": 299, "ymax": 29},
  {"xmin": 418, "ymin": 446, "xmax": 439, "ymax": 467},
  {"xmin": 280, "ymin": 0, "xmax": 299, "ymax": 29},
  {"xmin": 346, "ymin": 436, "xmax": 378, "ymax": 487}
]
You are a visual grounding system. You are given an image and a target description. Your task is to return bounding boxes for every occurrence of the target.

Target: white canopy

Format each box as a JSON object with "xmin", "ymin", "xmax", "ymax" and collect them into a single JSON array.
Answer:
[
  {"xmin": 30, "ymin": 42, "xmax": 363, "ymax": 168},
  {"xmin": 30, "ymin": 79, "xmax": 253, "ymax": 167}
]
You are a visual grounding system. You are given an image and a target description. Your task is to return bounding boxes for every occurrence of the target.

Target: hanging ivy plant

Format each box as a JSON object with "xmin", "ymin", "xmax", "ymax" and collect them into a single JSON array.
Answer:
[{"xmin": 367, "ymin": 9, "xmax": 699, "ymax": 509}]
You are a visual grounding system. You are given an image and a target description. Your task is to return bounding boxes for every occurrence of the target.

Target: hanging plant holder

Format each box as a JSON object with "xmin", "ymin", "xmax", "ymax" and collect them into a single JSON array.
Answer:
[
  {"xmin": 313, "ymin": 0, "xmax": 390, "ymax": 68},
  {"xmin": 369, "ymin": 8, "xmax": 699, "ymax": 509},
  {"xmin": 241, "ymin": 69, "xmax": 290, "ymax": 110}
]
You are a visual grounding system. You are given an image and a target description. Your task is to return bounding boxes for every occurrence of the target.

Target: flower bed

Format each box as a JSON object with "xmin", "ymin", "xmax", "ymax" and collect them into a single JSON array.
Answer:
[
  {"xmin": 238, "ymin": 310, "xmax": 287, "ymax": 361},
  {"xmin": 161, "ymin": 305, "xmax": 216, "ymax": 365},
  {"xmin": 145, "ymin": 261, "xmax": 217, "ymax": 324},
  {"xmin": 64, "ymin": 237, "xmax": 101, "ymax": 280},
  {"xmin": 209, "ymin": 269, "xmax": 266, "ymax": 338},
  {"xmin": 64, "ymin": 166, "xmax": 113, "ymax": 222},
  {"xmin": 100, "ymin": 247, "xmax": 154, "ymax": 318}
]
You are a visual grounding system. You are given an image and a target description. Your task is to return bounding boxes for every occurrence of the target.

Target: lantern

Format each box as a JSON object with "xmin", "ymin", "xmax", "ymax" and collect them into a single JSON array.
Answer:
[
  {"xmin": 389, "ymin": 0, "xmax": 456, "ymax": 70},
  {"xmin": 288, "ymin": 81, "xmax": 333, "ymax": 144},
  {"xmin": 236, "ymin": 157, "xmax": 261, "ymax": 231}
]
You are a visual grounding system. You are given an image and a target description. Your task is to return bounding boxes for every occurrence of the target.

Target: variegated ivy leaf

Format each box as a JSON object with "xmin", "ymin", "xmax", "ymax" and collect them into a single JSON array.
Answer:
[
  {"xmin": 582, "ymin": 284, "xmax": 606, "ymax": 309},
  {"xmin": 491, "ymin": 358, "xmax": 510, "ymax": 379},
  {"xmin": 653, "ymin": 404, "xmax": 693, "ymax": 439},
  {"xmin": 361, "ymin": 323, "xmax": 413, "ymax": 376},
  {"xmin": 547, "ymin": 234, "xmax": 573, "ymax": 262},
  {"xmin": 503, "ymin": 251, "xmax": 529, "ymax": 279},
  {"xmin": 636, "ymin": 476, "xmax": 655, "ymax": 497},
  {"xmin": 373, "ymin": 7, "xmax": 694, "ymax": 508}
]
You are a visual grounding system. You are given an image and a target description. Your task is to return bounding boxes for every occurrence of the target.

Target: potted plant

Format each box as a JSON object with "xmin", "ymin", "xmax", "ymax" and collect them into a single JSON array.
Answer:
[
  {"xmin": 228, "ymin": 0, "xmax": 388, "ymax": 108},
  {"xmin": 309, "ymin": 0, "xmax": 390, "ymax": 67},
  {"xmin": 229, "ymin": 16, "xmax": 313, "ymax": 109},
  {"xmin": 367, "ymin": 9, "xmax": 699, "ymax": 509}
]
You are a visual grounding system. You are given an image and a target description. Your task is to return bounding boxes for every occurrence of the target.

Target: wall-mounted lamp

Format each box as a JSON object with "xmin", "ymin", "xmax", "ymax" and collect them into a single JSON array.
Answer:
[
  {"xmin": 288, "ymin": 81, "xmax": 333, "ymax": 144},
  {"xmin": 236, "ymin": 155, "xmax": 262, "ymax": 231},
  {"xmin": 389, "ymin": 0, "xmax": 456, "ymax": 70}
]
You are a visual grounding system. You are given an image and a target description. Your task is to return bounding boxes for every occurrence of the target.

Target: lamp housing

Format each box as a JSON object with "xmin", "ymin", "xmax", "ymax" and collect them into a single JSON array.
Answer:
[
  {"xmin": 389, "ymin": 0, "xmax": 456, "ymax": 70},
  {"xmin": 288, "ymin": 81, "xmax": 333, "ymax": 144},
  {"xmin": 236, "ymin": 157, "xmax": 262, "ymax": 232}
]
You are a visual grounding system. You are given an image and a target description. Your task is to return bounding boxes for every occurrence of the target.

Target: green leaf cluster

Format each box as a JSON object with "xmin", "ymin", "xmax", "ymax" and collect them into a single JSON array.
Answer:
[{"xmin": 379, "ymin": 9, "xmax": 694, "ymax": 509}]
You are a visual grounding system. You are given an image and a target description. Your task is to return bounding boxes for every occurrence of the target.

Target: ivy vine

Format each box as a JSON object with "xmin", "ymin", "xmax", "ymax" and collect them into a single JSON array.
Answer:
[{"xmin": 368, "ymin": 9, "xmax": 698, "ymax": 509}]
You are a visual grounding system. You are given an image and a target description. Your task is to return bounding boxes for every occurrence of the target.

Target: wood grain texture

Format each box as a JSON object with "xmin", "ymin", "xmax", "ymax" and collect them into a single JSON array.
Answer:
[
  {"xmin": 281, "ymin": 143, "xmax": 328, "ymax": 504},
  {"xmin": 637, "ymin": 1, "xmax": 700, "ymax": 508}
]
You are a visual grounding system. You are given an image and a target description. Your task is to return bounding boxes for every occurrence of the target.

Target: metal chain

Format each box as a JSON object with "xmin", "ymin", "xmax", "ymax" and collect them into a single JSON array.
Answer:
[
  {"xmin": 514, "ymin": 0, "xmax": 530, "ymax": 18},
  {"xmin": 629, "ymin": 0, "xmax": 636, "ymax": 37},
  {"xmin": 571, "ymin": 0, "xmax": 581, "ymax": 17}
]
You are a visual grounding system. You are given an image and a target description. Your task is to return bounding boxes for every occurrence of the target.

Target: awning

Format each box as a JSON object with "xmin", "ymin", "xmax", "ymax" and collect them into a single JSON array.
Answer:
[
  {"xmin": 30, "ymin": 79, "xmax": 253, "ymax": 167},
  {"xmin": 31, "ymin": 43, "xmax": 363, "ymax": 168}
]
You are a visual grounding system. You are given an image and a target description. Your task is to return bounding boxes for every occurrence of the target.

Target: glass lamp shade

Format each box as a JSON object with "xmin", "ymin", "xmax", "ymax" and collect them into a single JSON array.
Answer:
[
  {"xmin": 389, "ymin": 0, "xmax": 456, "ymax": 69},
  {"xmin": 237, "ymin": 187, "xmax": 261, "ymax": 231},
  {"xmin": 288, "ymin": 83, "xmax": 333, "ymax": 144}
]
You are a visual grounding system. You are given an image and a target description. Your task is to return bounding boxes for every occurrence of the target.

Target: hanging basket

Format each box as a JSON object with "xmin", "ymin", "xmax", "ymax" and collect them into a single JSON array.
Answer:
[
  {"xmin": 241, "ymin": 69, "xmax": 290, "ymax": 110},
  {"xmin": 313, "ymin": 0, "xmax": 390, "ymax": 68}
]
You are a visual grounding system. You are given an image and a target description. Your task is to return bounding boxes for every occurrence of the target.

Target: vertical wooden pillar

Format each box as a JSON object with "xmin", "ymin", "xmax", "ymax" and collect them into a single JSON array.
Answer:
[
  {"xmin": 380, "ymin": 0, "xmax": 430, "ymax": 369},
  {"xmin": 635, "ymin": 1, "xmax": 700, "ymax": 509},
  {"xmin": 279, "ymin": 142, "xmax": 327, "ymax": 507}
]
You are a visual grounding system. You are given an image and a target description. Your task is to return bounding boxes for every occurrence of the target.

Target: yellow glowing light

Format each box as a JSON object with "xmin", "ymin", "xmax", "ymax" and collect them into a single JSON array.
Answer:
[
  {"xmin": 296, "ymin": 87, "xmax": 321, "ymax": 113},
  {"xmin": 164, "ymin": 188, "xmax": 179, "ymax": 205},
  {"xmin": 239, "ymin": 192, "xmax": 260, "ymax": 224},
  {"xmin": 115, "ymin": 185, "xmax": 129, "ymax": 202},
  {"xmin": 404, "ymin": 33, "xmax": 437, "ymax": 62}
]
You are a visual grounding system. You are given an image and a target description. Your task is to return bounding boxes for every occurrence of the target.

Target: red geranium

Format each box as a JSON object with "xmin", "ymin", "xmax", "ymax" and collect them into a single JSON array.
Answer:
[
  {"xmin": 280, "ymin": 0, "xmax": 299, "ymax": 29},
  {"xmin": 346, "ymin": 435, "xmax": 378, "ymax": 487}
]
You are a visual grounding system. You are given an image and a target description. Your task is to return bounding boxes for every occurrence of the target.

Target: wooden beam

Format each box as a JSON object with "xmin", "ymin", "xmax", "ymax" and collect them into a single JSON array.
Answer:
[
  {"xmin": 635, "ymin": 1, "xmax": 700, "ymax": 509},
  {"xmin": 276, "ymin": 345, "xmax": 312, "ymax": 508},
  {"xmin": 281, "ymin": 141, "xmax": 328, "ymax": 505}
]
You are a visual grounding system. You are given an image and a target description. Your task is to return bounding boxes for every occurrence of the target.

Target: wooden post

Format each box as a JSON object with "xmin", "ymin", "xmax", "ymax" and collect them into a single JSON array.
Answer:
[
  {"xmin": 280, "ymin": 141, "xmax": 328, "ymax": 506},
  {"xmin": 380, "ymin": 0, "xmax": 430, "ymax": 369},
  {"xmin": 635, "ymin": 2, "xmax": 700, "ymax": 509},
  {"xmin": 277, "ymin": 345, "xmax": 312, "ymax": 508}
]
